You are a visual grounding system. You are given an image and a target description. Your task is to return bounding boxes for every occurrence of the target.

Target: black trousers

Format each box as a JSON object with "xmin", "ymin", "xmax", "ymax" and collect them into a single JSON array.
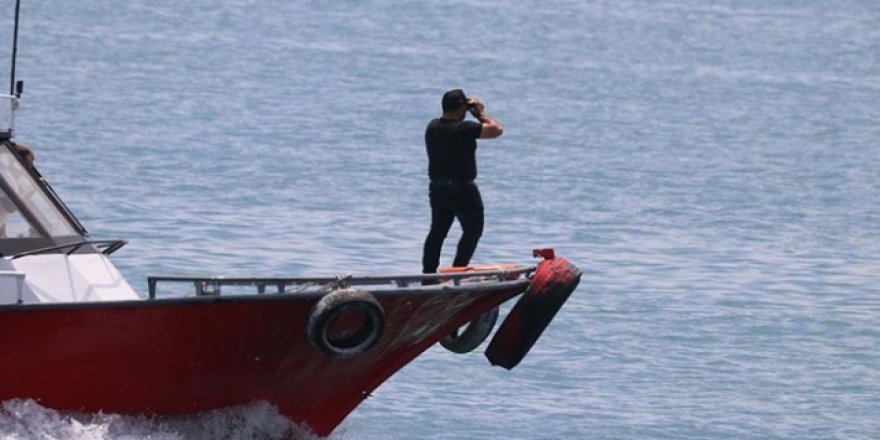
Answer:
[{"xmin": 422, "ymin": 182, "xmax": 484, "ymax": 273}]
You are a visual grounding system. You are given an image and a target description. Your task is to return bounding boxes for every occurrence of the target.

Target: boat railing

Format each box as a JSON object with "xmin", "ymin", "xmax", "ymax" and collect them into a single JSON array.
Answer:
[
  {"xmin": 9, "ymin": 239, "xmax": 128, "ymax": 259},
  {"xmin": 0, "ymin": 270, "xmax": 26, "ymax": 304},
  {"xmin": 146, "ymin": 266, "xmax": 535, "ymax": 299}
]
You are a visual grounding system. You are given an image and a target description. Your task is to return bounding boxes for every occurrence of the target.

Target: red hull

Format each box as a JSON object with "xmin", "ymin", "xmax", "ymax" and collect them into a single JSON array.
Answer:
[{"xmin": 0, "ymin": 282, "xmax": 527, "ymax": 436}]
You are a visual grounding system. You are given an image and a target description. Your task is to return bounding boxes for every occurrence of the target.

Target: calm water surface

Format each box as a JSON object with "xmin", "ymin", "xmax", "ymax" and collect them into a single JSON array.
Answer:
[{"xmin": 1, "ymin": 0, "xmax": 878, "ymax": 438}]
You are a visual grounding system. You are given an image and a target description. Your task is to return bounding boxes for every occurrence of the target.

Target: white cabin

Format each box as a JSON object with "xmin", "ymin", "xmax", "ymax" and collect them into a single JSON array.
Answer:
[{"xmin": 0, "ymin": 94, "xmax": 138, "ymax": 304}]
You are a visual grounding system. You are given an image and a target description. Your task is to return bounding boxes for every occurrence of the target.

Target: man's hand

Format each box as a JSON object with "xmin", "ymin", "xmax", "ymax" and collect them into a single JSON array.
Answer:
[
  {"xmin": 467, "ymin": 98, "xmax": 503, "ymax": 139},
  {"xmin": 467, "ymin": 99, "xmax": 486, "ymax": 118}
]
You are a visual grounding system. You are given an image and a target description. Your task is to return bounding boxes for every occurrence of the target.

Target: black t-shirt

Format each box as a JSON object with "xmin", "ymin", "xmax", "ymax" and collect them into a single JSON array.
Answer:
[{"xmin": 425, "ymin": 118, "xmax": 482, "ymax": 180}]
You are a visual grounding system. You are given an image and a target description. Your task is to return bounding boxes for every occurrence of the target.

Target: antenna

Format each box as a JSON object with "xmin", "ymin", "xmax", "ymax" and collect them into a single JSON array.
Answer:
[{"xmin": 10, "ymin": 0, "xmax": 22, "ymax": 96}]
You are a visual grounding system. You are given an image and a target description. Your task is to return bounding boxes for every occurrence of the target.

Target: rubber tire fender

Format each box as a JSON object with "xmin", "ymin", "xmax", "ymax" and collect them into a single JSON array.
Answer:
[
  {"xmin": 440, "ymin": 306, "xmax": 500, "ymax": 354},
  {"xmin": 485, "ymin": 257, "xmax": 582, "ymax": 369},
  {"xmin": 307, "ymin": 288, "xmax": 385, "ymax": 359}
]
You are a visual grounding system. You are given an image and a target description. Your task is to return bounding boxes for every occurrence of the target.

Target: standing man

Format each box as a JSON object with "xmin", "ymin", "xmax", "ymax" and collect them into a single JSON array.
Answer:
[{"xmin": 422, "ymin": 89, "xmax": 504, "ymax": 275}]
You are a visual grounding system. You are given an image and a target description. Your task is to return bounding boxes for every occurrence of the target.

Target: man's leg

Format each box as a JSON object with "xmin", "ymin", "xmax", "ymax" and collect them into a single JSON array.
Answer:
[
  {"xmin": 452, "ymin": 185, "xmax": 484, "ymax": 268},
  {"xmin": 422, "ymin": 187, "xmax": 456, "ymax": 274}
]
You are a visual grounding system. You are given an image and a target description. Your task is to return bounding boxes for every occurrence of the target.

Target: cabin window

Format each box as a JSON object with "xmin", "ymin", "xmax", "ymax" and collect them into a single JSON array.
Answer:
[
  {"xmin": 0, "ymin": 202, "xmax": 39, "ymax": 238},
  {"xmin": 0, "ymin": 146, "xmax": 77, "ymax": 238}
]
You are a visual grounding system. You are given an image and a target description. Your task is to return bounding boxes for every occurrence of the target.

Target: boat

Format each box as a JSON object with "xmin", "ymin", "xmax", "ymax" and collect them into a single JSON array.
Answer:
[{"xmin": 0, "ymin": 3, "xmax": 581, "ymax": 437}]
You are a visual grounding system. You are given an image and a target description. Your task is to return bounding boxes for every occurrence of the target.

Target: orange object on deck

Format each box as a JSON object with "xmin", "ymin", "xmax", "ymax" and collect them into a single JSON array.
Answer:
[{"xmin": 440, "ymin": 264, "xmax": 523, "ymax": 281}]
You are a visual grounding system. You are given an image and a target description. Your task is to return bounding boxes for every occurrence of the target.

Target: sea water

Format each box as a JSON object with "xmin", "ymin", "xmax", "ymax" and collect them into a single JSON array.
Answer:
[{"xmin": 0, "ymin": 0, "xmax": 878, "ymax": 438}]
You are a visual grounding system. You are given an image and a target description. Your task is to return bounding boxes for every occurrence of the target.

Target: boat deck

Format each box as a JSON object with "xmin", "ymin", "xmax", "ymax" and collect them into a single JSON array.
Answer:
[{"xmin": 147, "ymin": 265, "xmax": 536, "ymax": 298}]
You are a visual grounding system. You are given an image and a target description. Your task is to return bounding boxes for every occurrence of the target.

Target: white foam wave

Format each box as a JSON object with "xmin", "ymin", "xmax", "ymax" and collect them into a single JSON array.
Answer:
[{"xmin": 0, "ymin": 399, "xmax": 321, "ymax": 440}]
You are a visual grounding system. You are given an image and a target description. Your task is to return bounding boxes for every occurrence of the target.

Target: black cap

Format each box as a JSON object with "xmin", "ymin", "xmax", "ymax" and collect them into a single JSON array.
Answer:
[{"xmin": 441, "ymin": 89, "xmax": 468, "ymax": 112}]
